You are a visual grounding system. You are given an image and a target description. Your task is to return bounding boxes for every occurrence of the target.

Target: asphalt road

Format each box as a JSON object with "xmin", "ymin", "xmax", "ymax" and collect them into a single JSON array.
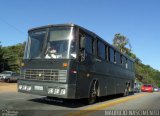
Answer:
[
  {"xmin": 0, "ymin": 92, "xmax": 160, "ymax": 116},
  {"xmin": 0, "ymin": 91, "xmax": 160, "ymax": 116}
]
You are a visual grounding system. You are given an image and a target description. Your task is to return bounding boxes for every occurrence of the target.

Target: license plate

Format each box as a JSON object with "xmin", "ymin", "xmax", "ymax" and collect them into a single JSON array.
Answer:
[{"xmin": 34, "ymin": 86, "xmax": 43, "ymax": 90}]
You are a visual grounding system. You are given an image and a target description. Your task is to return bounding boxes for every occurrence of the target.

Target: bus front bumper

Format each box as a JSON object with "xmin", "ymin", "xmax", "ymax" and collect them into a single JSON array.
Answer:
[{"xmin": 18, "ymin": 80, "xmax": 76, "ymax": 99}]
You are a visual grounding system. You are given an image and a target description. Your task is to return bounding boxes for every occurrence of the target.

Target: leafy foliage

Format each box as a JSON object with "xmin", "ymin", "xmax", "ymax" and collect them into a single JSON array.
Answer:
[
  {"xmin": 0, "ymin": 42, "xmax": 25, "ymax": 73},
  {"xmin": 113, "ymin": 33, "xmax": 132, "ymax": 54}
]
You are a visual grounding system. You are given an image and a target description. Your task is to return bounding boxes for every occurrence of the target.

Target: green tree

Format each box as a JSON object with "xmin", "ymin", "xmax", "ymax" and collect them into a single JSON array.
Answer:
[
  {"xmin": 113, "ymin": 33, "xmax": 131, "ymax": 54},
  {"xmin": 2, "ymin": 43, "xmax": 25, "ymax": 72}
]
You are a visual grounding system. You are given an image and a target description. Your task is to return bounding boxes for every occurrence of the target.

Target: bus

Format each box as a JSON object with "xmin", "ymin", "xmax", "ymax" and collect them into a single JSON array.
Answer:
[{"xmin": 18, "ymin": 24, "xmax": 135, "ymax": 104}]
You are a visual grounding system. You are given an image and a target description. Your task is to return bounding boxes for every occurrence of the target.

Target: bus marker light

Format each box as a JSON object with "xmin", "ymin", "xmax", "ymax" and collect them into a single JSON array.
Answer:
[
  {"xmin": 19, "ymin": 85, "xmax": 22, "ymax": 90},
  {"xmin": 22, "ymin": 85, "xmax": 27, "ymax": 90},
  {"xmin": 63, "ymin": 63, "xmax": 68, "ymax": 67},
  {"xmin": 71, "ymin": 70, "xmax": 77, "ymax": 74},
  {"xmin": 26, "ymin": 86, "xmax": 31, "ymax": 91}
]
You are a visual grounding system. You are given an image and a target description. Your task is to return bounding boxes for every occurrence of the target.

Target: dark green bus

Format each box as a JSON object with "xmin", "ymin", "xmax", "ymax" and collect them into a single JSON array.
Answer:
[{"xmin": 18, "ymin": 24, "xmax": 135, "ymax": 104}]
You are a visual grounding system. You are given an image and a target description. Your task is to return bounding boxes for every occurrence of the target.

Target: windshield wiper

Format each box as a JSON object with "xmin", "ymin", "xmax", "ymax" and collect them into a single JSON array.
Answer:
[
  {"xmin": 28, "ymin": 57, "xmax": 34, "ymax": 62},
  {"xmin": 28, "ymin": 56, "xmax": 41, "ymax": 62}
]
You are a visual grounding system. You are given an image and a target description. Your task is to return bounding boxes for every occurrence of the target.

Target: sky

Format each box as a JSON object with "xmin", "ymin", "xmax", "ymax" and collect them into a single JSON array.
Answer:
[{"xmin": 0, "ymin": 0, "xmax": 160, "ymax": 70}]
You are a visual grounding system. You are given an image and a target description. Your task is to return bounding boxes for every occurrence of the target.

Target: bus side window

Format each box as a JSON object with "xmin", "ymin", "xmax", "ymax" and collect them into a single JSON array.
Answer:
[
  {"xmin": 120, "ymin": 54, "xmax": 123, "ymax": 66},
  {"xmin": 109, "ymin": 48, "xmax": 114, "ymax": 63},
  {"xmin": 131, "ymin": 62, "xmax": 134, "ymax": 71},
  {"xmin": 114, "ymin": 51, "xmax": 116, "ymax": 64},
  {"xmin": 126, "ymin": 58, "xmax": 128, "ymax": 69},
  {"xmin": 128, "ymin": 60, "xmax": 133, "ymax": 71},
  {"xmin": 116, "ymin": 52, "xmax": 121, "ymax": 65},
  {"xmin": 85, "ymin": 35, "xmax": 93, "ymax": 54},
  {"xmin": 131, "ymin": 61, "xmax": 133, "ymax": 71},
  {"xmin": 92, "ymin": 37, "xmax": 95, "ymax": 55},
  {"xmin": 122, "ymin": 56, "xmax": 126, "ymax": 68},
  {"xmin": 97, "ymin": 41, "xmax": 105, "ymax": 60},
  {"xmin": 106, "ymin": 46, "xmax": 109, "ymax": 61}
]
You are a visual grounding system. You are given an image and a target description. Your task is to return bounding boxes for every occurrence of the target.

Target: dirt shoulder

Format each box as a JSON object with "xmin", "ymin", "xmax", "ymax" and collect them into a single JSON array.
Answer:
[{"xmin": 0, "ymin": 81, "xmax": 17, "ymax": 93}]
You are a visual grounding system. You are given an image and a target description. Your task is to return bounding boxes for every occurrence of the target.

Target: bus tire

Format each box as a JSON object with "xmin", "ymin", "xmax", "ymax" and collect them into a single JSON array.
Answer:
[
  {"xmin": 46, "ymin": 96, "xmax": 53, "ymax": 99},
  {"xmin": 123, "ymin": 88, "xmax": 129, "ymax": 97},
  {"xmin": 87, "ymin": 81, "xmax": 98, "ymax": 104}
]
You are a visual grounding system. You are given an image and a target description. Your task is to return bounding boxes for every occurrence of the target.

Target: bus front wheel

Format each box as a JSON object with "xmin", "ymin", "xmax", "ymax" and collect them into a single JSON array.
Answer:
[
  {"xmin": 124, "ymin": 83, "xmax": 130, "ymax": 96},
  {"xmin": 123, "ymin": 88, "xmax": 129, "ymax": 96}
]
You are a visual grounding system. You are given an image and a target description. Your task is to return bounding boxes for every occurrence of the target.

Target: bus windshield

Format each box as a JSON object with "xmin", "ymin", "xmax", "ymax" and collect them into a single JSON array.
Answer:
[
  {"xmin": 45, "ymin": 27, "xmax": 76, "ymax": 59},
  {"xmin": 25, "ymin": 27, "xmax": 76, "ymax": 59},
  {"xmin": 27, "ymin": 30, "xmax": 46, "ymax": 59}
]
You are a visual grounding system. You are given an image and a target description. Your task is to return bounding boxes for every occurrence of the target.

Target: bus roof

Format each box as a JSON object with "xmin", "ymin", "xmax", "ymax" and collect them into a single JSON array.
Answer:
[{"xmin": 28, "ymin": 23, "xmax": 135, "ymax": 62}]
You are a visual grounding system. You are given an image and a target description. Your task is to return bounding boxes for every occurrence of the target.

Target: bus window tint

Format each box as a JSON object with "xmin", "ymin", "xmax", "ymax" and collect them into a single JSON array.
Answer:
[
  {"xmin": 116, "ymin": 52, "xmax": 121, "ymax": 65},
  {"xmin": 122, "ymin": 56, "xmax": 126, "ymax": 68},
  {"xmin": 110, "ymin": 48, "xmax": 114, "ymax": 63},
  {"xmin": 120, "ymin": 54, "xmax": 123, "ymax": 65},
  {"xmin": 128, "ymin": 60, "xmax": 133, "ymax": 71},
  {"xmin": 131, "ymin": 62, "xmax": 134, "ymax": 71},
  {"xmin": 98, "ymin": 41, "xmax": 105, "ymax": 60},
  {"xmin": 114, "ymin": 51, "xmax": 116, "ymax": 63},
  {"xmin": 85, "ymin": 36, "xmax": 93, "ymax": 54},
  {"xmin": 126, "ymin": 58, "xmax": 128, "ymax": 69},
  {"xmin": 106, "ymin": 46, "xmax": 109, "ymax": 61}
]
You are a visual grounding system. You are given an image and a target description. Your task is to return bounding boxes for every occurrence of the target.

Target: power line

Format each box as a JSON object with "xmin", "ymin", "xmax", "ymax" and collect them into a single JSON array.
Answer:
[{"xmin": 0, "ymin": 17, "xmax": 25, "ymax": 35}]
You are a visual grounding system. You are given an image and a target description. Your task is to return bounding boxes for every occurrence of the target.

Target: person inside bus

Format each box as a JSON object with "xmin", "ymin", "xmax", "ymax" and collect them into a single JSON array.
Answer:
[
  {"xmin": 45, "ymin": 42, "xmax": 57, "ymax": 59},
  {"xmin": 45, "ymin": 40, "xmax": 76, "ymax": 59}
]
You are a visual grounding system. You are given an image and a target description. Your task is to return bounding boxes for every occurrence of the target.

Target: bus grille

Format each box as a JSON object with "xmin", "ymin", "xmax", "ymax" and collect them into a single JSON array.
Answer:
[{"xmin": 21, "ymin": 69, "xmax": 67, "ymax": 82}]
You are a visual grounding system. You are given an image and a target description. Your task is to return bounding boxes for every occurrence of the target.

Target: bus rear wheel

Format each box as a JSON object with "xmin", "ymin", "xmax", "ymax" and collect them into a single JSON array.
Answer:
[
  {"xmin": 123, "ymin": 88, "xmax": 129, "ymax": 96},
  {"xmin": 87, "ymin": 82, "xmax": 98, "ymax": 104}
]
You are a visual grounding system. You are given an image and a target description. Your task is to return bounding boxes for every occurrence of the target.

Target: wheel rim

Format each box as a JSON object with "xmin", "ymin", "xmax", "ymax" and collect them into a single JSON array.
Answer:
[
  {"xmin": 88, "ymin": 86, "xmax": 97, "ymax": 104},
  {"xmin": 124, "ymin": 89, "xmax": 129, "ymax": 96}
]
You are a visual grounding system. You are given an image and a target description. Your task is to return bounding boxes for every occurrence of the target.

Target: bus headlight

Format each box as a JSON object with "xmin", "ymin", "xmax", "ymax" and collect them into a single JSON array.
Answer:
[
  {"xmin": 19, "ymin": 85, "xmax": 31, "ymax": 91},
  {"xmin": 26, "ymin": 86, "xmax": 31, "ymax": 91},
  {"xmin": 48, "ymin": 88, "xmax": 54, "ymax": 94},
  {"xmin": 54, "ymin": 88, "xmax": 60, "ymax": 94},
  {"xmin": 22, "ymin": 85, "xmax": 27, "ymax": 90},
  {"xmin": 60, "ymin": 88, "xmax": 66, "ymax": 95},
  {"xmin": 19, "ymin": 85, "xmax": 22, "ymax": 90}
]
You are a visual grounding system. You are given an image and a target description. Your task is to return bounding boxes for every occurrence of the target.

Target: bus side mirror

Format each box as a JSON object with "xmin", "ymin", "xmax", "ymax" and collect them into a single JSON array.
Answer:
[{"xmin": 80, "ymin": 36, "xmax": 85, "ymax": 50}]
